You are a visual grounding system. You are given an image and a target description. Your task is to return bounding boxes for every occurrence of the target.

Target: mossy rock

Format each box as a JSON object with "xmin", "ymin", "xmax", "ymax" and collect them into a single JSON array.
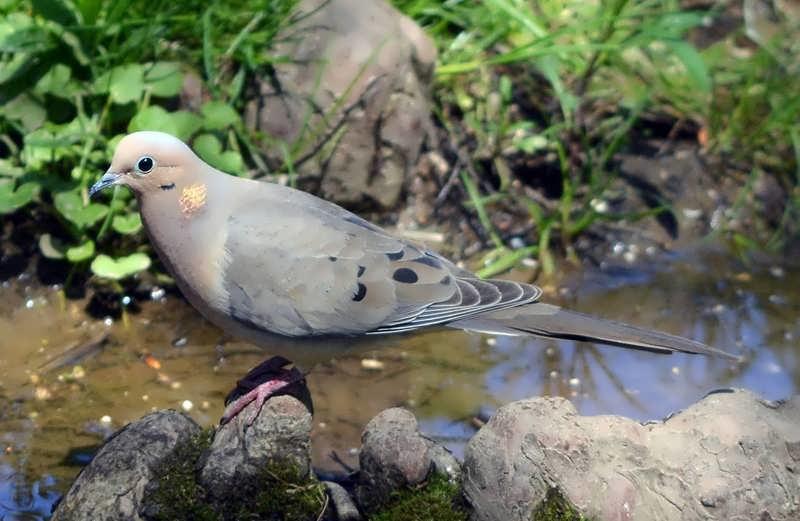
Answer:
[
  {"xmin": 142, "ymin": 428, "xmax": 326, "ymax": 521},
  {"xmin": 369, "ymin": 474, "xmax": 468, "ymax": 521},
  {"xmin": 530, "ymin": 487, "xmax": 589, "ymax": 521}
]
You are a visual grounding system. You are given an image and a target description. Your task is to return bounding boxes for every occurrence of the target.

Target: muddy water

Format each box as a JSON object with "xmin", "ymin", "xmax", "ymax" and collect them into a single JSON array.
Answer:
[{"xmin": 1, "ymin": 246, "xmax": 798, "ymax": 519}]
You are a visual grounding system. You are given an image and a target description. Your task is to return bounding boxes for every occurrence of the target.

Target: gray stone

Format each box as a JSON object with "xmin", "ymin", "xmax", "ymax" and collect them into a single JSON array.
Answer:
[
  {"xmin": 324, "ymin": 481, "xmax": 361, "ymax": 520},
  {"xmin": 199, "ymin": 395, "xmax": 313, "ymax": 503},
  {"xmin": 355, "ymin": 407, "xmax": 460, "ymax": 512},
  {"xmin": 245, "ymin": 0, "xmax": 436, "ymax": 209},
  {"xmin": 51, "ymin": 410, "xmax": 200, "ymax": 521},
  {"xmin": 463, "ymin": 388, "xmax": 800, "ymax": 521}
]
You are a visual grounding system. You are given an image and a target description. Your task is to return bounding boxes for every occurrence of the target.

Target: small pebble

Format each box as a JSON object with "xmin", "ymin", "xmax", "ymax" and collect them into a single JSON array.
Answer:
[
  {"xmin": 201, "ymin": 401, "xmax": 210, "ymax": 410},
  {"xmin": 103, "ymin": 317, "xmax": 113, "ymax": 327},
  {"xmin": 549, "ymin": 371, "xmax": 558, "ymax": 379},
  {"xmin": 150, "ymin": 287, "xmax": 166, "ymax": 301},
  {"xmin": 100, "ymin": 415, "xmax": 112, "ymax": 424},
  {"xmin": 568, "ymin": 377, "xmax": 580, "ymax": 388},
  {"xmin": 121, "ymin": 295, "xmax": 132, "ymax": 306},
  {"xmin": 671, "ymin": 366, "xmax": 680, "ymax": 376},
  {"xmin": 486, "ymin": 337, "xmax": 497, "ymax": 347},
  {"xmin": 769, "ymin": 266, "xmax": 785, "ymax": 278},
  {"xmin": 360, "ymin": 358, "xmax": 385, "ymax": 371},
  {"xmin": 172, "ymin": 337, "xmax": 188, "ymax": 348},
  {"xmin": 181, "ymin": 400, "xmax": 193, "ymax": 412}
]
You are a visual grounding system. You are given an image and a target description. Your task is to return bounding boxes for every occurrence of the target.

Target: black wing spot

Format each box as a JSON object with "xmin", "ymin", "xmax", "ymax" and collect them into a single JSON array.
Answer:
[
  {"xmin": 353, "ymin": 282, "xmax": 367, "ymax": 302},
  {"xmin": 328, "ymin": 256, "xmax": 337, "ymax": 262},
  {"xmin": 440, "ymin": 275, "xmax": 452, "ymax": 285},
  {"xmin": 357, "ymin": 265, "xmax": 366, "ymax": 277},
  {"xmin": 386, "ymin": 250, "xmax": 404, "ymax": 261},
  {"xmin": 393, "ymin": 268, "xmax": 418, "ymax": 284},
  {"xmin": 413, "ymin": 254, "xmax": 443, "ymax": 269},
  {"xmin": 159, "ymin": 183, "xmax": 175, "ymax": 191}
]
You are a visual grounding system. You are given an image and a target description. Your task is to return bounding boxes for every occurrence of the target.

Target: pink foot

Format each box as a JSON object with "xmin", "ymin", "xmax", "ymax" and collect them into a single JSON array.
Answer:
[{"xmin": 220, "ymin": 357, "xmax": 305, "ymax": 426}]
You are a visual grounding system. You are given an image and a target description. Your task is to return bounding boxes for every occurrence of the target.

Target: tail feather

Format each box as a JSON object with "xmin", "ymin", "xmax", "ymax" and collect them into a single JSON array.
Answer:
[{"xmin": 450, "ymin": 303, "xmax": 741, "ymax": 361}]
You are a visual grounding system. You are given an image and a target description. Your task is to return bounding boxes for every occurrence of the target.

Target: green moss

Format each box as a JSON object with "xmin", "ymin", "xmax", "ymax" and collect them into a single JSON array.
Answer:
[
  {"xmin": 145, "ymin": 428, "xmax": 219, "ymax": 521},
  {"xmin": 531, "ymin": 487, "xmax": 588, "ymax": 521},
  {"xmin": 369, "ymin": 474, "xmax": 468, "ymax": 521},
  {"xmin": 227, "ymin": 465, "xmax": 326, "ymax": 521},
  {"xmin": 143, "ymin": 428, "xmax": 325, "ymax": 521}
]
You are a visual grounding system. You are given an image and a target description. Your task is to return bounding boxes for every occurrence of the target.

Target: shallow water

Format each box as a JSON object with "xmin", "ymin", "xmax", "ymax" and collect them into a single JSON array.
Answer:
[{"xmin": 0, "ymin": 246, "xmax": 797, "ymax": 519}]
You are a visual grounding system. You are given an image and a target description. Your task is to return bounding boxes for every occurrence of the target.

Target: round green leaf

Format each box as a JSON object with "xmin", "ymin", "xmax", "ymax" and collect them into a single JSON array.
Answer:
[
  {"xmin": 38, "ymin": 233, "xmax": 65, "ymax": 259},
  {"xmin": 112, "ymin": 213, "xmax": 142, "ymax": 234},
  {"xmin": 0, "ymin": 180, "xmax": 38, "ymax": 213},
  {"xmin": 201, "ymin": 101, "xmax": 239, "ymax": 130},
  {"xmin": 192, "ymin": 133, "xmax": 244, "ymax": 174},
  {"xmin": 53, "ymin": 191, "xmax": 108, "ymax": 229},
  {"xmin": 66, "ymin": 239, "xmax": 95, "ymax": 262},
  {"xmin": 109, "ymin": 64, "xmax": 144, "ymax": 104},
  {"xmin": 129, "ymin": 107, "xmax": 201, "ymax": 141},
  {"xmin": 91, "ymin": 253, "xmax": 151, "ymax": 280},
  {"xmin": 145, "ymin": 62, "xmax": 183, "ymax": 98},
  {"xmin": 129, "ymin": 105, "xmax": 178, "ymax": 135}
]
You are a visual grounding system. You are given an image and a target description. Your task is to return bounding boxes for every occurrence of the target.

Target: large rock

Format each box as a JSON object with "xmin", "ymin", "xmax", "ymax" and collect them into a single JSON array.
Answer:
[
  {"xmin": 51, "ymin": 410, "xmax": 200, "ymax": 521},
  {"xmin": 463, "ymin": 389, "xmax": 800, "ymax": 521},
  {"xmin": 199, "ymin": 394, "xmax": 313, "ymax": 503},
  {"xmin": 245, "ymin": 0, "xmax": 437, "ymax": 209},
  {"xmin": 355, "ymin": 407, "xmax": 461, "ymax": 512}
]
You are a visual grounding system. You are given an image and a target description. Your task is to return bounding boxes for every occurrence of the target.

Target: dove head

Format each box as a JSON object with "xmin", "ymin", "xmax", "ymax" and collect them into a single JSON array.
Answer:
[{"xmin": 90, "ymin": 131, "xmax": 204, "ymax": 201}]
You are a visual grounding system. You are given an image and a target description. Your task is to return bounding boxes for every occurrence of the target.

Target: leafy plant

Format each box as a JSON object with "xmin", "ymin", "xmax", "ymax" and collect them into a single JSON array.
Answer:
[{"xmin": 0, "ymin": 0, "xmax": 297, "ymax": 283}]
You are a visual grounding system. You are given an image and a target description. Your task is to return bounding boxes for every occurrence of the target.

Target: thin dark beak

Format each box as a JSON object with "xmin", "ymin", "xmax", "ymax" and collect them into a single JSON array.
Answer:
[{"xmin": 89, "ymin": 171, "xmax": 121, "ymax": 198}]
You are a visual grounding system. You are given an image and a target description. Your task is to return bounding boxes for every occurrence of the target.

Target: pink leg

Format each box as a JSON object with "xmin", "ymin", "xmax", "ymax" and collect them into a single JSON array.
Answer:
[{"xmin": 220, "ymin": 366, "xmax": 305, "ymax": 426}]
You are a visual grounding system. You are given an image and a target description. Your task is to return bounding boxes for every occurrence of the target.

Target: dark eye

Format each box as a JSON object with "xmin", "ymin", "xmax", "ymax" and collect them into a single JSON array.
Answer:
[{"xmin": 136, "ymin": 156, "xmax": 154, "ymax": 173}]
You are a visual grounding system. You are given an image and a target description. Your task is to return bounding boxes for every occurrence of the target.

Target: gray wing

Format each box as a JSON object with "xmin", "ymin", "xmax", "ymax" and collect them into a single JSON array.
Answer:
[{"xmin": 219, "ymin": 183, "xmax": 541, "ymax": 337}]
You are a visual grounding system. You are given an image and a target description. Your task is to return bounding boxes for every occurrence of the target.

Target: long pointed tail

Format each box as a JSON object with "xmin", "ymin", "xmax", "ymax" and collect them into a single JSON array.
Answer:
[{"xmin": 450, "ymin": 303, "xmax": 740, "ymax": 361}]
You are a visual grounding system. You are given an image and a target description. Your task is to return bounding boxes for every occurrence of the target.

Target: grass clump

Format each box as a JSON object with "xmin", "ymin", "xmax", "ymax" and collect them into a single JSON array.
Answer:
[
  {"xmin": 143, "ymin": 428, "xmax": 325, "ymax": 521},
  {"xmin": 531, "ymin": 487, "xmax": 589, "ymax": 521},
  {"xmin": 395, "ymin": 0, "xmax": 800, "ymax": 270},
  {"xmin": 369, "ymin": 474, "xmax": 468, "ymax": 521}
]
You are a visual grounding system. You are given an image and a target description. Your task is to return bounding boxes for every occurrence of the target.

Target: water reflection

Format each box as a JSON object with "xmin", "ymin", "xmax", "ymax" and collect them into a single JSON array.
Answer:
[{"xmin": 0, "ymin": 247, "xmax": 797, "ymax": 518}]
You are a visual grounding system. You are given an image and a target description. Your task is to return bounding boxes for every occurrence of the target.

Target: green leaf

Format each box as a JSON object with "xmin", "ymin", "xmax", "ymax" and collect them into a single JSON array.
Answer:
[
  {"xmin": 112, "ymin": 213, "xmax": 142, "ymax": 234},
  {"xmin": 665, "ymin": 40, "xmax": 711, "ymax": 93},
  {"xmin": 109, "ymin": 64, "xmax": 144, "ymax": 104},
  {"xmin": 193, "ymin": 133, "xmax": 244, "ymax": 174},
  {"xmin": 129, "ymin": 106, "xmax": 201, "ymax": 140},
  {"xmin": 66, "ymin": 239, "xmax": 95, "ymax": 262},
  {"xmin": 0, "ymin": 180, "xmax": 38, "ymax": 213},
  {"xmin": 31, "ymin": 0, "xmax": 79, "ymax": 27},
  {"xmin": 170, "ymin": 111, "xmax": 203, "ymax": 141},
  {"xmin": 201, "ymin": 101, "xmax": 239, "ymax": 130},
  {"xmin": 3, "ymin": 93, "xmax": 46, "ymax": 131},
  {"xmin": 53, "ymin": 191, "xmax": 108, "ymax": 229},
  {"xmin": 39, "ymin": 233, "xmax": 65, "ymax": 259},
  {"xmin": 129, "ymin": 105, "xmax": 177, "ymax": 134},
  {"xmin": 35, "ymin": 63, "xmax": 75, "ymax": 98},
  {"xmin": 0, "ymin": 159, "xmax": 25, "ymax": 178},
  {"xmin": 145, "ymin": 62, "xmax": 183, "ymax": 97},
  {"xmin": 91, "ymin": 253, "xmax": 151, "ymax": 280}
]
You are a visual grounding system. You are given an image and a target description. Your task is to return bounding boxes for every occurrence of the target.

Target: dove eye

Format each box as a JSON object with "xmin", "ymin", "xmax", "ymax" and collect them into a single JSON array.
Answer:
[{"xmin": 136, "ymin": 156, "xmax": 155, "ymax": 174}]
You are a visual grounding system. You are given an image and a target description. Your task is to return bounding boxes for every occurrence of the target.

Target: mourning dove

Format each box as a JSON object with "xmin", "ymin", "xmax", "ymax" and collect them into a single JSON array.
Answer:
[{"xmin": 90, "ymin": 131, "xmax": 737, "ymax": 423}]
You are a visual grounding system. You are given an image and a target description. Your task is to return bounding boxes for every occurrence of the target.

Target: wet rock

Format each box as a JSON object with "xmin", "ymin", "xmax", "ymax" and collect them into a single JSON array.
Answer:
[
  {"xmin": 324, "ymin": 481, "xmax": 361, "ymax": 520},
  {"xmin": 51, "ymin": 410, "xmax": 200, "ymax": 521},
  {"xmin": 245, "ymin": 0, "xmax": 436, "ymax": 209},
  {"xmin": 463, "ymin": 388, "xmax": 800, "ymax": 521},
  {"xmin": 199, "ymin": 395, "xmax": 313, "ymax": 504},
  {"xmin": 355, "ymin": 407, "xmax": 461, "ymax": 512}
]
